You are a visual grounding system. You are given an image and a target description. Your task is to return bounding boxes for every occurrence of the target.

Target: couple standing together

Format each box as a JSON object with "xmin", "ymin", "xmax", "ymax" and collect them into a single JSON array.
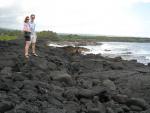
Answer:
[{"xmin": 23, "ymin": 14, "xmax": 38, "ymax": 59}]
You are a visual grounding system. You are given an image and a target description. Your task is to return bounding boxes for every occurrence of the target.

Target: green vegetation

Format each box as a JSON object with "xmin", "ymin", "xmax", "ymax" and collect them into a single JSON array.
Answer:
[
  {"xmin": 37, "ymin": 31, "xmax": 59, "ymax": 41},
  {"xmin": 1, "ymin": 28, "xmax": 150, "ymax": 42},
  {"xmin": 0, "ymin": 35, "xmax": 17, "ymax": 41},
  {"xmin": 0, "ymin": 28, "xmax": 59, "ymax": 41},
  {"xmin": 58, "ymin": 34, "xmax": 150, "ymax": 42},
  {"xmin": 0, "ymin": 28, "xmax": 22, "ymax": 41}
]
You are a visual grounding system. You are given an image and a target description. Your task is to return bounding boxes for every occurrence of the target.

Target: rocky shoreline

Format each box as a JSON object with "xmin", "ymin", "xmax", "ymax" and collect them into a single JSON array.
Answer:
[
  {"xmin": 0, "ymin": 38, "xmax": 150, "ymax": 113},
  {"xmin": 48, "ymin": 40, "xmax": 101, "ymax": 47}
]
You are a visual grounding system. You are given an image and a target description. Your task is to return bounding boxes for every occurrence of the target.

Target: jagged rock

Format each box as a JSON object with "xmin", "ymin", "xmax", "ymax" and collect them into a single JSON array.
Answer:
[
  {"xmin": 103, "ymin": 79, "xmax": 116, "ymax": 91},
  {"xmin": 0, "ymin": 101, "xmax": 14, "ymax": 113},
  {"xmin": 0, "ymin": 39, "xmax": 150, "ymax": 113},
  {"xmin": 126, "ymin": 98, "xmax": 148, "ymax": 110},
  {"xmin": 114, "ymin": 107, "xmax": 124, "ymax": 113},
  {"xmin": 112, "ymin": 94, "xmax": 129, "ymax": 104},
  {"xmin": 0, "ymin": 67, "xmax": 12, "ymax": 78},
  {"xmin": 106, "ymin": 107, "xmax": 115, "ymax": 113},
  {"xmin": 130, "ymin": 105, "xmax": 143, "ymax": 111},
  {"xmin": 12, "ymin": 72, "xmax": 25, "ymax": 81},
  {"xmin": 62, "ymin": 46, "xmax": 89, "ymax": 54},
  {"xmin": 30, "ymin": 58, "xmax": 49, "ymax": 70},
  {"xmin": 77, "ymin": 86, "xmax": 106, "ymax": 99},
  {"xmin": 43, "ymin": 107, "xmax": 66, "ymax": 113},
  {"xmin": 63, "ymin": 101, "xmax": 80, "ymax": 113},
  {"xmin": 48, "ymin": 61, "xmax": 57, "ymax": 70},
  {"xmin": 121, "ymin": 105, "xmax": 130, "ymax": 112},
  {"xmin": 50, "ymin": 71, "xmax": 73, "ymax": 85}
]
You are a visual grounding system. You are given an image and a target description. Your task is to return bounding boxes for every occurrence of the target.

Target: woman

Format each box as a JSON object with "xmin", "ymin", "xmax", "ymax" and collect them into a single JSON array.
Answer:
[{"xmin": 23, "ymin": 16, "xmax": 31, "ymax": 58}]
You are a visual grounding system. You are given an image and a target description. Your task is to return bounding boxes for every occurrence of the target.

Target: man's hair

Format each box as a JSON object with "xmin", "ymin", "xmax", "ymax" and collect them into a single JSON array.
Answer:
[{"xmin": 30, "ymin": 14, "xmax": 35, "ymax": 17}]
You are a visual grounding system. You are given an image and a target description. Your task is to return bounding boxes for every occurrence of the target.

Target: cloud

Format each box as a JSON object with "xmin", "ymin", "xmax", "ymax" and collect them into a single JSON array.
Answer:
[
  {"xmin": 0, "ymin": 0, "xmax": 23, "ymax": 29},
  {"xmin": 0, "ymin": 0, "xmax": 150, "ymax": 37}
]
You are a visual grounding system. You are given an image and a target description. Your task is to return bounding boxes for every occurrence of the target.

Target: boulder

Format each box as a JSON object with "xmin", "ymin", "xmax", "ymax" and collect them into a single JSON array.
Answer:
[
  {"xmin": 0, "ymin": 101, "xmax": 14, "ymax": 113},
  {"xmin": 130, "ymin": 105, "xmax": 143, "ymax": 111},
  {"xmin": 0, "ymin": 67, "xmax": 12, "ymax": 78},
  {"xmin": 126, "ymin": 98, "xmax": 148, "ymax": 110},
  {"xmin": 102, "ymin": 79, "xmax": 116, "ymax": 91},
  {"xmin": 43, "ymin": 108, "xmax": 65, "ymax": 113},
  {"xmin": 106, "ymin": 107, "xmax": 115, "ymax": 113},
  {"xmin": 63, "ymin": 101, "xmax": 80, "ymax": 113},
  {"xmin": 77, "ymin": 86, "xmax": 108, "ymax": 100},
  {"xmin": 50, "ymin": 71, "xmax": 73, "ymax": 85},
  {"xmin": 112, "ymin": 94, "xmax": 129, "ymax": 104}
]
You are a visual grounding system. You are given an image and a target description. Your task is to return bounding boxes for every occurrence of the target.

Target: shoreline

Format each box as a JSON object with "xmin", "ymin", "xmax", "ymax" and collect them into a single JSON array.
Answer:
[
  {"xmin": 49, "ymin": 41, "xmax": 150, "ymax": 65},
  {"xmin": 0, "ymin": 38, "xmax": 150, "ymax": 113}
]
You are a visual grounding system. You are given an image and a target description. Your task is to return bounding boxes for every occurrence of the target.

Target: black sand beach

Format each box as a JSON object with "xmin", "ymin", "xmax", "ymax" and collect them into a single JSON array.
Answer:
[{"xmin": 0, "ymin": 38, "xmax": 150, "ymax": 113}]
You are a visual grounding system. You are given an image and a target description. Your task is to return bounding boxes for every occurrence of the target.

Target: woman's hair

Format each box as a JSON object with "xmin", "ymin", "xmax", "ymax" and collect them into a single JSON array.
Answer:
[{"xmin": 24, "ymin": 16, "xmax": 29, "ymax": 23}]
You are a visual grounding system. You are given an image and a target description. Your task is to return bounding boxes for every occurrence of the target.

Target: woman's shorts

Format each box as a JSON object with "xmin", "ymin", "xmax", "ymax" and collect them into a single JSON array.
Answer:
[
  {"xmin": 24, "ymin": 32, "xmax": 31, "ymax": 41},
  {"xmin": 25, "ymin": 36, "xmax": 30, "ymax": 41}
]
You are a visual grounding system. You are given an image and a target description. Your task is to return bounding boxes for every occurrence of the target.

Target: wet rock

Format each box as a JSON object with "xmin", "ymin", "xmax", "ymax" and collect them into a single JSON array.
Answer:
[{"xmin": 62, "ymin": 46, "xmax": 89, "ymax": 54}]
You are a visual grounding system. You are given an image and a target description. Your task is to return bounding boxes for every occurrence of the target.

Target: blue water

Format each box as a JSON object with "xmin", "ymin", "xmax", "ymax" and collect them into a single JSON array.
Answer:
[{"xmin": 82, "ymin": 42, "xmax": 150, "ymax": 65}]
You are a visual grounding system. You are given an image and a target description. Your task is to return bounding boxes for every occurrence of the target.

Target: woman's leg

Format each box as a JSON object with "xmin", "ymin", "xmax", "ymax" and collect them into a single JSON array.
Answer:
[{"xmin": 25, "ymin": 41, "xmax": 31, "ymax": 57}]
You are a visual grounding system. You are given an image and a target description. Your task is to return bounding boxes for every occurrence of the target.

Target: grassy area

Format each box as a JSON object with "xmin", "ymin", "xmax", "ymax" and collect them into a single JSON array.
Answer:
[
  {"xmin": 0, "ymin": 35, "xmax": 17, "ymax": 41},
  {"xmin": 1, "ymin": 28, "xmax": 150, "ymax": 42}
]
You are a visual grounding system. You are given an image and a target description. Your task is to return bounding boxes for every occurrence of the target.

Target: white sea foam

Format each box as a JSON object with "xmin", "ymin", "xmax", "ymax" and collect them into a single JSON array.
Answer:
[
  {"xmin": 81, "ymin": 42, "xmax": 150, "ymax": 65},
  {"xmin": 49, "ymin": 43, "xmax": 67, "ymax": 47}
]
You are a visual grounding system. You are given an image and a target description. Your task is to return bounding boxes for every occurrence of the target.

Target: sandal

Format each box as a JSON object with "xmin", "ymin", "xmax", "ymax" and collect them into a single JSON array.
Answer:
[
  {"xmin": 25, "ymin": 54, "xmax": 29, "ymax": 59},
  {"xmin": 32, "ymin": 53, "xmax": 38, "ymax": 56}
]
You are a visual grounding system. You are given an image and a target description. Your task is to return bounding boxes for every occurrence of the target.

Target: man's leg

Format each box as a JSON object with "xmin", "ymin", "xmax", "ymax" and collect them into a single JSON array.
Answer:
[
  {"xmin": 32, "ymin": 43, "xmax": 36, "ymax": 54},
  {"xmin": 31, "ymin": 33, "xmax": 38, "ymax": 56}
]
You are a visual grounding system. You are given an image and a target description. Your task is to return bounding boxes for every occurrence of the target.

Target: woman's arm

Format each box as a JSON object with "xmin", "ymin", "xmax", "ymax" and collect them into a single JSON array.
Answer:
[{"xmin": 23, "ymin": 23, "xmax": 30, "ymax": 32}]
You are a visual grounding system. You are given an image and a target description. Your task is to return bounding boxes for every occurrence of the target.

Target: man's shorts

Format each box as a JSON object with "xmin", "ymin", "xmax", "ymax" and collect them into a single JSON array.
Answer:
[{"xmin": 30, "ymin": 33, "xmax": 37, "ymax": 43}]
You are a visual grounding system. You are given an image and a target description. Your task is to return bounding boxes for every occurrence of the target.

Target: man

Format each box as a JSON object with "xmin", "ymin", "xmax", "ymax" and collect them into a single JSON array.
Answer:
[{"xmin": 29, "ymin": 14, "xmax": 38, "ymax": 56}]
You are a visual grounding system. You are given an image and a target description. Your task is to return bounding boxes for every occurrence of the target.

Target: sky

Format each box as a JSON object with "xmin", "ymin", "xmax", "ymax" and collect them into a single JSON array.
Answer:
[{"xmin": 0, "ymin": 0, "xmax": 150, "ymax": 37}]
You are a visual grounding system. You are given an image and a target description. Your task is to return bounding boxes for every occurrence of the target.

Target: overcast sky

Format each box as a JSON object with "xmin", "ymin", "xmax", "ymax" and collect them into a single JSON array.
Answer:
[{"xmin": 0, "ymin": 0, "xmax": 150, "ymax": 37}]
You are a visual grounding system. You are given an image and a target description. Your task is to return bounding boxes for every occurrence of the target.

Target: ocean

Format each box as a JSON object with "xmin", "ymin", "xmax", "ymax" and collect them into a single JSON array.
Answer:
[{"xmin": 81, "ymin": 42, "xmax": 150, "ymax": 65}]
